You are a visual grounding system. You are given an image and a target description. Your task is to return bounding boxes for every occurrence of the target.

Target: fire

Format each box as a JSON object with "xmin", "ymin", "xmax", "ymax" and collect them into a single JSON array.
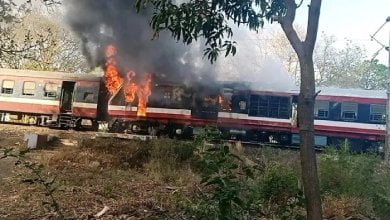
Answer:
[
  {"xmin": 218, "ymin": 95, "xmax": 223, "ymax": 104},
  {"xmin": 104, "ymin": 45, "xmax": 123, "ymax": 95},
  {"xmin": 218, "ymin": 95, "xmax": 232, "ymax": 111},
  {"xmin": 124, "ymin": 71, "xmax": 137, "ymax": 103},
  {"xmin": 105, "ymin": 44, "xmax": 152, "ymax": 117},
  {"xmin": 136, "ymin": 73, "xmax": 152, "ymax": 117}
]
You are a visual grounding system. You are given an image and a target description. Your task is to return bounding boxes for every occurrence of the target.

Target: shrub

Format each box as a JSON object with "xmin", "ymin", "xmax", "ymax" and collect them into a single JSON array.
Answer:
[
  {"xmin": 322, "ymin": 196, "xmax": 376, "ymax": 219},
  {"xmin": 145, "ymin": 138, "xmax": 197, "ymax": 183},
  {"xmin": 319, "ymin": 147, "xmax": 380, "ymax": 198},
  {"xmin": 319, "ymin": 146, "xmax": 390, "ymax": 219},
  {"xmin": 252, "ymin": 166, "xmax": 305, "ymax": 219}
]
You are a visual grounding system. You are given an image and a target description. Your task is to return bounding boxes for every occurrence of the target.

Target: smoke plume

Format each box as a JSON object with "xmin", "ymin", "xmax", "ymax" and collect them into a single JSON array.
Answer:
[
  {"xmin": 64, "ymin": 0, "xmax": 213, "ymax": 84},
  {"xmin": 64, "ymin": 0, "xmax": 295, "ymax": 90}
]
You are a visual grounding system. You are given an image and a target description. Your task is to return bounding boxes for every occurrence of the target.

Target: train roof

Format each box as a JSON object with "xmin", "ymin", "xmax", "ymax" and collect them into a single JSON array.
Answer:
[
  {"xmin": 317, "ymin": 87, "xmax": 387, "ymax": 99},
  {"xmin": 0, "ymin": 68, "xmax": 103, "ymax": 82},
  {"xmin": 220, "ymin": 81, "xmax": 387, "ymax": 99}
]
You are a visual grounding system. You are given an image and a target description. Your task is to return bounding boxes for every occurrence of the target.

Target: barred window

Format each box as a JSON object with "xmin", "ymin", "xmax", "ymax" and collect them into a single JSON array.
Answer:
[
  {"xmin": 370, "ymin": 104, "xmax": 385, "ymax": 122},
  {"xmin": 44, "ymin": 83, "xmax": 58, "ymax": 98},
  {"xmin": 249, "ymin": 95, "xmax": 289, "ymax": 119},
  {"xmin": 1, "ymin": 80, "xmax": 14, "ymax": 94},
  {"xmin": 315, "ymin": 101, "xmax": 329, "ymax": 118},
  {"xmin": 23, "ymin": 81, "xmax": 36, "ymax": 96},
  {"xmin": 341, "ymin": 102, "xmax": 358, "ymax": 120}
]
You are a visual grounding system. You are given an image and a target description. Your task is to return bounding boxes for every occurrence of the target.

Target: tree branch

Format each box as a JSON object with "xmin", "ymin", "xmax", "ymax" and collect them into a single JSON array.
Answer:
[
  {"xmin": 276, "ymin": 0, "xmax": 303, "ymax": 55},
  {"xmin": 304, "ymin": 0, "xmax": 322, "ymax": 53}
]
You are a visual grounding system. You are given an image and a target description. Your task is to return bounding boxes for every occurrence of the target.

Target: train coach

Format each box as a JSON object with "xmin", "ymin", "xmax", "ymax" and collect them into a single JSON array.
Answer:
[
  {"xmin": 0, "ymin": 69, "xmax": 102, "ymax": 128},
  {"xmin": 107, "ymin": 79, "xmax": 386, "ymax": 151},
  {"xmin": 0, "ymin": 68, "xmax": 387, "ymax": 151}
]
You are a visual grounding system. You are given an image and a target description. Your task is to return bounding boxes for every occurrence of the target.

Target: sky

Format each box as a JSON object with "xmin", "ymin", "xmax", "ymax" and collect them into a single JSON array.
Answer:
[{"xmin": 295, "ymin": 0, "xmax": 390, "ymax": 64}]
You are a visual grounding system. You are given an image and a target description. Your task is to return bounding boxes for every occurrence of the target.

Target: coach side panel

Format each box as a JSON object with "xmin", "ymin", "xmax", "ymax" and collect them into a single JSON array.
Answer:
[
  {"xmin": 72, "ymin": 80, "xmax": 100, "ymax": 119},
  {"xmin": 0, "ymin": 75, "xmax": 61, "ymax": 115}
]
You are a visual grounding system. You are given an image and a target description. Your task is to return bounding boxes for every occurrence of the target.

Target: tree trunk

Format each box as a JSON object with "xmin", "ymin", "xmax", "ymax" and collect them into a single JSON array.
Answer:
[
  {"xmin": 298, "ymin": 55, "xmax": 323, "ymax": 220},
  {"xmin": 278, "ymin": 0, "xmax": 323, "ymax": 218}
]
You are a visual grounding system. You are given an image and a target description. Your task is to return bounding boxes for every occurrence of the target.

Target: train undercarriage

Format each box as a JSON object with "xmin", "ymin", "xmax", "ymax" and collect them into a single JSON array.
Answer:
[{"xmin": 107, "ymin": 117, "xmax": 383, "ymax": 152}]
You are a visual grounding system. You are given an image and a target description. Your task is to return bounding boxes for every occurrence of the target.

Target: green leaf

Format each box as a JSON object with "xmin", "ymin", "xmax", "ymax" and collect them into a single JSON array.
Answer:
[
  {"xmin": 231, "ymin": 45, "xmax": 236, "ymax": 56},
  {"xmin": 243, "ymin": 166, "xmax": 254, "ymax": 179},
  {"xmin": 225, "ymin": 43, "xmax": 231, "ymax": 57}
]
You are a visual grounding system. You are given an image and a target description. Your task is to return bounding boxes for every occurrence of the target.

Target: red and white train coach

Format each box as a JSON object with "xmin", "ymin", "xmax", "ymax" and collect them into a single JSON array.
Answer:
[
  {"xmin": 0, "ymin": 68, "xmax": 386, "ymax": 151},
  {"xmin": 107, "ymin": 80, "xmax": 386, "ymax": 150},
  {"xmin": 0, "ymin": 69, "xmax": 102, "ymax": 128}
]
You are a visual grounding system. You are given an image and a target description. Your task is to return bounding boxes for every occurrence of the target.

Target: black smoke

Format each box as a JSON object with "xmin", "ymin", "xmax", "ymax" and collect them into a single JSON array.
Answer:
[{"xmin": 64, "ymin": 0, "xmax": 214, "ymax": 84}]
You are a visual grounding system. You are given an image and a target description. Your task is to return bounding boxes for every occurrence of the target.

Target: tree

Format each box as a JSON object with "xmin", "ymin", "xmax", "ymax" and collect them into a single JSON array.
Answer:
[
  {"xmin": 256, "ymin": 27, "xmax": 305, "ymax": 83},
  {"xmin": 313, "ymin": 35, "xmax": 388, "ymax": 90},
  {"xmin": 0, "ymin": 0, "xmax": 66, "ymax": 70},
  {"xmin": 315, "ymin": 37, "xmax": 367, "ymax": 87},
  {"xmin": 358, "ymin": 60, "xmax": 389, "ymax": 90},
  {"xmin": 2, "ymin": 12, "xmax": 88, "ymax": 72},
  {"xmin": 136, "ymin": 0, "xmax": 323, "ymax": 218}
]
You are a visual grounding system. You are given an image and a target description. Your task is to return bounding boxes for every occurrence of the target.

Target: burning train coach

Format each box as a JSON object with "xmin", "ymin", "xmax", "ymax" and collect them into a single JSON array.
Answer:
[{"xmin": 0, "ymin": 66, "xmax": 387, "ymax": 151}]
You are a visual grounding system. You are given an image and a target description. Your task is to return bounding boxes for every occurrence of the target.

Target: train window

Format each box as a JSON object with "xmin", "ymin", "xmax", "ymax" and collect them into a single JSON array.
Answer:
[
  {"xmin": 249, "ymin": 95, "xmax": 289, "ymax": 119},
  {"xmin": 44, "ymin": 83, "xmax": 58, "ymax": 98},
  {"xmin": 1, "ymin": 80, "xmax": 14, "ymax": 94},
  {"xmin": 163, "ymin": 91, "xmax": 172, "ymax": 105},
  {"xmin": 163, "ymin": 91, "xmax": 171, "ymax": 100},
  {"xmin": 341, "ymin": 102, "xmax": 357, "ymax": 120},
  {"xmin": 83, "ymin": 92, "xmax": 94, "ymax": 103},
  {"xmin": 314, "ymin": 101, "xmax": 329, "ymax": 118},
  {"xmin": 370, "ymin": 104, "xmax": 385, "ymax": 122},
  {"xmin": 22, "ymin": 81, "xmax": 36, "ymax": 96}
]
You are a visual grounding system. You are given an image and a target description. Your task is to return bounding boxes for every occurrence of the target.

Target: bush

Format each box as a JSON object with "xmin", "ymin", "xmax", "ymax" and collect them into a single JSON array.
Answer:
[
  {"xmin": 251, "ymin": 166, "xmax": 305, "ymax": 219},
  {"xmin": 319, "ymin": 146, "xmax": 390, "ymax": 219},
  {"xmin": 78, "ymin": 137, "xmax": 198, "ymax": 183},
  {"xmin": 322, "ymin": 196, "xmax": 376, "ymax": 219},
  {"xmin": 145, "ymin": 139, "xmax": 197, "ymax": 182},
  {"xmin": 257, "ymin": 167, "xmax": 302, "ymax": 205},
  {"xmin": 319, "ymin": 147, "xmax": 379, "ymax": 197}
]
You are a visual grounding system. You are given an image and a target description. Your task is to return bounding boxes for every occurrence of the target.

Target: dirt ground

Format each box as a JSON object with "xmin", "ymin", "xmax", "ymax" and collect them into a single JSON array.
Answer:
[{"xmin": 0, "ymin": 124, "xmax": 193, "ymax": 220}]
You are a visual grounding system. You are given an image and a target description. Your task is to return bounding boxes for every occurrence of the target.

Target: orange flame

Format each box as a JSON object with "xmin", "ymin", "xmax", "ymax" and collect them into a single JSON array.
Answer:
[
  {"xmin": 218, "ymin": 95, "xmax": 223, "ymax": 105},
  {"xmin": 105, "ymin": 45, "xmax": 152, "ymax": 117},
  {"xmin": 124, "ymin": 71, "xmax": 137, "ymax": 103},
  {"xmin": 104, "ymin": 45, "xmax": 123, "ymax": 95},
  {"xmin": 136, "ymin": 73, "xmax": 152, "ymax": 117},
  {"xmin": 218, "ymin": 95, "xmax": 232, "ymax": 111}
]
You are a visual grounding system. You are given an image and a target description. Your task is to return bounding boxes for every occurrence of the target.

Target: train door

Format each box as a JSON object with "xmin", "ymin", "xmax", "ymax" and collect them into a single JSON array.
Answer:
[{"xmin": 60, "ymin": 81, "xmax": 75, "ymax": 112}]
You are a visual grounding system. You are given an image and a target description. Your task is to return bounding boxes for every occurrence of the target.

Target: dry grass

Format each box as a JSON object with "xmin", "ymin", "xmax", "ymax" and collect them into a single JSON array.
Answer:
[
  {"xmin": 2, "ymin": 125, "xmax": 384, "ymax": 219},
  {"xmin": 323, "ymin": 196, "xmax": 375, "ymax": 220},
  {"xmin": 0, "ymin": 133, "xmax": 200, "ymax": 219}
]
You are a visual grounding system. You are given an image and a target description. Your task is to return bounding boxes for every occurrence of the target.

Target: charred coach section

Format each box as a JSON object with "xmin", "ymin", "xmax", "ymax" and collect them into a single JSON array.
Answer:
[{"xmin": 0, "ymin": 68, "xmax": 387, "ymax": 151}]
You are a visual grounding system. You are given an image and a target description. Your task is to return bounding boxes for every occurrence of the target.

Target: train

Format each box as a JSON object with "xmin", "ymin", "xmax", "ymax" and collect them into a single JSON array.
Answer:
[{"xmin": 0, "ymin": 68, "xmax": 387, "ymax": 151}]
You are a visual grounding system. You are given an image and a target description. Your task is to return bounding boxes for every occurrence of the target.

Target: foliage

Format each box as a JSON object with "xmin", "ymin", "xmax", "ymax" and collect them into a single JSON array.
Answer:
[
  {"xmin": 146, "ymin": 139, "xmax": 197, "ymax": 182},
  {"xmin": 320, "ymin": 146, "xmax": 379, "ymax": 197},
  {"xmin": 257, "ymin": 167, "xmax": 302, "ymax": 205},
  {"xmin": 191, "ymin": 126, "xmax": 256, "ymax": 219},
  {"xmin": 0, "ymin": 6, "xmax": 88, "ymax": 72},
  {"xmin": 357, "ymin": 59, "xmax": 389, "ymax": 90},
  {"xmin": 135, "ymin": 0, "xmax": 289, "ymax": 63},
  {"xmin": 79, "ymin": 137, "xmax": 197, "ymax": 183},
  {"xmin": 319, "ymin": 146, "xmax": 390, "ymax": 218},
  {"xmin": 0, "ymin": 147, "xmax": 63, "ymax": 218},
  {"xmin": 0, "ymin": 0, "xmax": 87, "ymax": 72},
  {"xmin": 315, "ymin": 34, "xmax": 389, "ymax": 90},
  {"xmin": 251, "ymin": 166, "xmax": 305, "ymax": 219},
  {"xmin": 134, "ymin": 1, "xmax": 324, "ymax": 217},
  {"xmin": 322, "ymin": 196, "xmax": 376, "ymax": 220}
]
